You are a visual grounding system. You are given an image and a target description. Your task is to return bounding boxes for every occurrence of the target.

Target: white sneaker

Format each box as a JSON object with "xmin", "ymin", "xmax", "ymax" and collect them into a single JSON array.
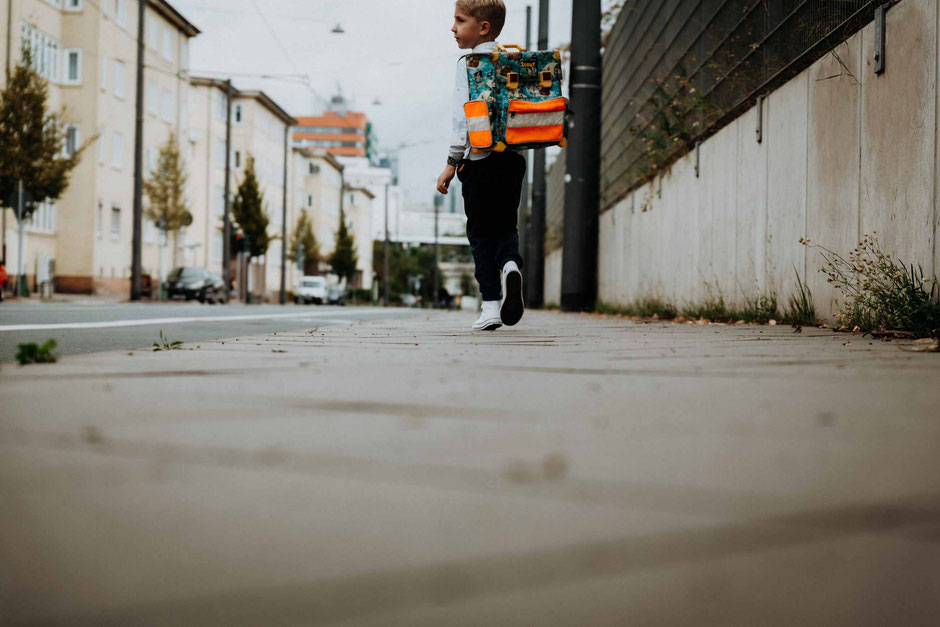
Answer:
[
  {"xmin": 499, "ymin": 260, "xmax": 524, "ymax": 326},
  {"xmin": 472, "ymin": 300, "xmax": 502, "ymax": 331}
]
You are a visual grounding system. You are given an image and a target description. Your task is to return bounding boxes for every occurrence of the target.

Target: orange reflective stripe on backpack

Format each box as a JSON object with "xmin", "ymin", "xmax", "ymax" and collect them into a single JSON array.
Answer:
[
  {"xmin": 464, "ymin": 100, "xmax": 493, "ymax": 148},
  {"xmin": 505, "ymin": 97, "xmax": 567, "ymax": 145}
]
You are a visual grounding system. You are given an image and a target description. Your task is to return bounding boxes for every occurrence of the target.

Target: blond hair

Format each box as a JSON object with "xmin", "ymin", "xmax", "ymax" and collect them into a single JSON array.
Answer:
[{"xmin": 455, "ymin": 0, "xmax": 507, "ymax": 38}]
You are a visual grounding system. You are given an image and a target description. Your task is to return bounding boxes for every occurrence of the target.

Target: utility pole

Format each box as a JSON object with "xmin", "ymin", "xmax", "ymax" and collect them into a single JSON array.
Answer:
[
  {"xmin": 519, "ymin": 4, "xmax": 532, "ymax": 279},
  {"xmin": 279, "ymin": 125, "xmax": 288, "ymax": 305},
  {"xmin": 433, "ymin": 195, "xmax": 441, "ymax": 308},
  {"xmin": 222, "ymin": 79, "xmax": 233, "ymax": 300},
  {"xmin": 16, "ymin": 180, "xmax": 25, "ymax": 296},
  {"xmin": 130, "ymin": 0, "xmax": 146, "ymax": 301},
  {"xmin": 383, "ymin": 182, "xmax": 390, "ymax": 307},
  {"xmin": 526, "ymin": 0, "xmax": 549, "ymax": 308},
  {"xmin": 561, "ymin": 0, "xmax": 602, "ymax": 312},
  {"xmin": 3, "ymin": 0, "xmax": 13, "ymax": 266}
]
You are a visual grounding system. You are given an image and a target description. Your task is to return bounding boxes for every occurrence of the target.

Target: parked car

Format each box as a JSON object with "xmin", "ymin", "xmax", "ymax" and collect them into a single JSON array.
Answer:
[
  {"xmin": 296, "ymin": 276, "xmax": 328, "ymax": 305},
  {"xmin": 166, "ymin": 267, "xmax": 226, "ymax": 303},
  {"xmin": 327, "ymin": 283, "xmax": 346, "ymax": 306}
]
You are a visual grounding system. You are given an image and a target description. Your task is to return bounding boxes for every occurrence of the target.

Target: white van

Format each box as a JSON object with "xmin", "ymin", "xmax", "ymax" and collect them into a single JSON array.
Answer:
[{"xmin": 295, "ymin": 276, "xmax": 328, "ymax": 305}]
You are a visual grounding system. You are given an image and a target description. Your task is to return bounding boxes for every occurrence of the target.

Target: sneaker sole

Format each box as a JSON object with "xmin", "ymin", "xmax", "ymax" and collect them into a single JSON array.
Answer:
[
  {"xmin": 472, "ymin": 321, "xmax": 502, "ymax": 332},
  {"xmin": 501, "ymin": 270, "xmax": 524, "ymax": 326}
]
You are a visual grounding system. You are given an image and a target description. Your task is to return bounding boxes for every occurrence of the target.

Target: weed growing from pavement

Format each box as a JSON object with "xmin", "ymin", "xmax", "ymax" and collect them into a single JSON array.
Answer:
[
  {"xmin": 15, "ymin": 339, "xmax": 57, "ymax": 365},
  {"xmin": 782, "ymin": 268, "xmax": 819, "ymax": 327},
  {"xmin": 153, "ymin": 330, "xmax": 183, "ymax": 351},
  {"xmin": 804, "ymin": 233, "xmax": 940, "ymax": 338}
]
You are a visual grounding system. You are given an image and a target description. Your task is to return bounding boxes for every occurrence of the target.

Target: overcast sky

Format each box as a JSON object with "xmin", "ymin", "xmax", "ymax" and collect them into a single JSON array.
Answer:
[{"xmin": 172, "ymin": 0, "xmax": 575, "ymax": 209}]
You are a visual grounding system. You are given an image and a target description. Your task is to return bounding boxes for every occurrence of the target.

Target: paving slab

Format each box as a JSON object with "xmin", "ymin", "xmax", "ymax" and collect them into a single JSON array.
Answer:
[{"xmin": 1, "ymin": 311, "xmax": 939, "ymax": 626}]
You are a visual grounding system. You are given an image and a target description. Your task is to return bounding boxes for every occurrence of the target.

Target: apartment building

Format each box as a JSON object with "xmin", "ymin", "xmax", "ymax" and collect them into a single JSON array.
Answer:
[
  {"xmin": 293, "ymin": 110, "xmax": 369, "ymax": 158},
  {"xmin": 291, "ymin": 148, "xmax": 343, "ymax": 270},
  {"xmin": 0, "ymin": 0, "xmax": 199, "ymax": 294}
]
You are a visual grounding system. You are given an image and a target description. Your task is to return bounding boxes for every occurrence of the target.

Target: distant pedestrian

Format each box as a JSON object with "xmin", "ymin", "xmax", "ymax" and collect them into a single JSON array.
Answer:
[
  {"xmin": 0, "ymin": 261, "xmax": 7, "ymax": 302},
  {"xmin": 437, "ymin": 0, "xmax": 526, "ymax": 332}
]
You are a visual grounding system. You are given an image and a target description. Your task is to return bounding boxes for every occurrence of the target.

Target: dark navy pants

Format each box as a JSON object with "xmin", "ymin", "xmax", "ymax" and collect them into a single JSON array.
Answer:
[{"xmin": 457, "ymin": 151, "xmax": 527, "ymax": 301}]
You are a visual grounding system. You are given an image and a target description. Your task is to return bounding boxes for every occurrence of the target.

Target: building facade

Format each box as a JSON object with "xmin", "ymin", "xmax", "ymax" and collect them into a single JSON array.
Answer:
[{"xmin": 1, "ymin": 0, "xmax": 199, "ymax": 294}]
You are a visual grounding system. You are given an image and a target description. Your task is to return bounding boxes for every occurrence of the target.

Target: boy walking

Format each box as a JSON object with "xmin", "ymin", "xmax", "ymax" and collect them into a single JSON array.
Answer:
[{"xmin": 437, "ymin": 0, "xmax": 526, "ymax": 332}]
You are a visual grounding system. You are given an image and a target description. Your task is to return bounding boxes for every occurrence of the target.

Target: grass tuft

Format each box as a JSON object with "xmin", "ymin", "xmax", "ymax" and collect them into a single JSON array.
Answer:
[{"xmin": 16, "ymin": 339, "xmax": 58, "ymax": 365}]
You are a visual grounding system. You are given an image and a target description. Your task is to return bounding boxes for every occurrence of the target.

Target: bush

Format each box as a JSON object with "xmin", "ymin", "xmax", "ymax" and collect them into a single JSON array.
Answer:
[
  {"xmin": 808, "ymin": 233, "xmax": 940, "ymax": 337},
  {"xmin": 16, "ymin": 339, "xmax": 57, "ymax": 364}
]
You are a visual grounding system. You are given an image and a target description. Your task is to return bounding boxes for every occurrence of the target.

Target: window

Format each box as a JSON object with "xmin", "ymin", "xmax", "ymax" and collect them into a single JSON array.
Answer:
[
  {"xmin": 63, "ymin": 49, "xmax": 81, "ymax": 84},
  {"xmin": 161, "ymin": 27, "xmax": 173, "ymax": 61},
  {"xmin": 308, "ymin": 163, "xmax": 319, "ymax": 175},
  {"xmin": 64, "ymin": 125, "xmax": 79, "ymax": 156},
  {"xmin": 144, "ymin": 217, "xmax": 154, "ymax": 243},
  {"xmin": 307, "ymin": 195, "xmax": 313, "ymax": 208},
  {"xmin": 99, "ymin": 53, "xmax": 107, "ymax": 89},
  {"xmin": 116, "ymin": 0, "xmax": 128, "ymax": 27},
  {"xmin": 111, "ymin": 132, "xmax": 123, "ymax": 169},
  {"xmin": 216, "ymin": 139, "xmax": 226, "ymax": 168},
  {"xmin": 180, "ymin": 39, "xmax": 189, "ymax": 71},
  {"xmin": 234, "ymin": 150, "xmax": 242, "ymax": 169},
  {"xmin": 97, "ymin": 131, "xmax": 105, "ymax": 164},
  {"xmin": 215, "ymin": 186, "xmax": 225, "ymax": 216},
  {"xmin": 146, "ymin": 80, "xmax": 157, "ymax": 115},
  {"xmin": 65, "ymin": 0, "xmax": 83, "ymax": 11},
  {"xmin": 213, "ymin": 232, "xmax": 223, "ymax": 260},
  {"xmin": 146, "ymin": 146, "xmax": 155, "ymax": 173},
  {"xmin": 160, "ymin": 88, "xmax": 173, "ymax": 123},
  {"xmin": 233, "ymin": 103, "xmax": 243, "ymax": 124},
  {"xmin": 20, "ymin": 22, "xmax": 60, "ymax": 82},
  {"xmin": 43, "ymin": 0, "xmax": 63, "ymax": 8},
  {"xmin": 97, "ymin": 202, "xmax": 103, "ymax": 238},
  {"xmin": 113, "ymin": 59, "xmax": 125, "ymax": 98},
  {"xmin": 216, "ymin": 92, "xmax": 228, "ymax": 121},
  {"xmin": 147, "ymin": 15, "xmax": 158, "ymax": 49},
  {"xmin": 110, "ymin": 206, "xmax": 121, "ymax": 240}
]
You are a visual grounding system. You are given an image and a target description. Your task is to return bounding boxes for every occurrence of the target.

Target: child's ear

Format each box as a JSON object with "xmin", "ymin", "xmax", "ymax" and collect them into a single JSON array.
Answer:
[{"xmin": 480, "ymin": 20, "xmax": 491, "ymax": 37}]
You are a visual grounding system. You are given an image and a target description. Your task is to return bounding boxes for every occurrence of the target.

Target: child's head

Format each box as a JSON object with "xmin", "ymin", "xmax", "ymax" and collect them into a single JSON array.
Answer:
[{"xmin": 452, "ymin": 0, "xmax": 506, "ymax": 49}]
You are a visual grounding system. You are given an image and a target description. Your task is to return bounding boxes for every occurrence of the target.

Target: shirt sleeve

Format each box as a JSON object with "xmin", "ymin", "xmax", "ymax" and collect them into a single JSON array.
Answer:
[{"xmin": 449, "ymin": 57, "xmax": 469, "ymax": 162}]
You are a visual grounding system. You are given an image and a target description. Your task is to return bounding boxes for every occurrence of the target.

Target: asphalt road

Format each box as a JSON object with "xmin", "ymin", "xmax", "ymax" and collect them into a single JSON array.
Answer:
[{"xmin": 0, "ymin": 300, "xmax": 417, "ymax": 363}]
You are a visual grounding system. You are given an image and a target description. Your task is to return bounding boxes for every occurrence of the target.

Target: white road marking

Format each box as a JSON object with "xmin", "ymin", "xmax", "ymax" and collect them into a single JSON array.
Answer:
[{"xmin": 0, "ymin": 312, "xmax": 371, "ymax": 332}]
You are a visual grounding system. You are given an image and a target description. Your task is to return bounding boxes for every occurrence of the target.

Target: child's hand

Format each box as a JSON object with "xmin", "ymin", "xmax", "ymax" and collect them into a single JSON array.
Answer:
[{"xmin": 437, "ymin": 165, "xmax": 457, "ymax": 195}]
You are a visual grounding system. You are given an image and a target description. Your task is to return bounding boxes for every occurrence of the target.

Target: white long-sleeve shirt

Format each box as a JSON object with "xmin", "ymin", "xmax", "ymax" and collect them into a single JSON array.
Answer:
[{"xmin": 449, "ymin": 41, "xmax": 499, "ymax": 163}]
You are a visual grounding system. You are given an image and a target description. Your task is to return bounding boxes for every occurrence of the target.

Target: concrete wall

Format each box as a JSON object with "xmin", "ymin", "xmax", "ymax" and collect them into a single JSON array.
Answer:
[
  {"xmin": 588, "ymin": 0, "xmax": 940, "ymax": 319},
  {"xmin": 544, "ymin": 248, "xmax": 562, "ymax": 307}
]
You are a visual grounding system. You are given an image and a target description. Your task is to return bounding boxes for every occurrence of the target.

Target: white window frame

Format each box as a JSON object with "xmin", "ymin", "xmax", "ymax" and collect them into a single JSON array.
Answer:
[
  {"xmin": 111, "ymin": 131, "xmax": 123, "ymax": 169},
  {"xmin": 216, "ymin": 139, "xmax": 226, "ymax": 169},
  {"xmin": 99, "ymin": 53, "xmax": 108, "ymax": 89},
  {"xmin": 144, "ymin": 217, "xmax": 155, "ymax": 244},
  {"xmin": 116, "ymin": 0, "xmax": 128, "ymax": 28},
  {"xmin": 147, "ymin": 15, "xmax": 159, "ymax": 49},
  {"xmin": 146, "ymin": 80, "xmax": 157, "ymax": 115},
  {"xmin": 63, "ymin": 48, "xmax": 82, "ymax": 85},
  {"xmin": 113, "ymin": 59, "xmax": 125, "ymax": 99},
  {"xmin": 110, "ymin": 206, "xmax": 121, "ymax": 241},
  {"xmin": 160, "ymin": 88, "xmax": 173, "ymax": 123},
  {"xmin": 233, "ymin": 103, "xmax": 243, "ymax": 125},
  {"xmin": 97, "ymin": 130, "xmax": 105, "ymax": 164},
  {"xmin": 64, "ymin": 124, "xmax": 80, "ymax": 157},
  {"xmin": 216, "ymin": 92, "xmax": 228, "ymax": 121},
  {"xmin": 146, "ymin": 146, "xmax": 156, "ymax": 173},
  {"xmin": 64, "ymin": 0, "xmax": 83, "ymax": 11},
  {"xmin": 97, "ymin": 201, "xmax": 103, "ymax": 238},
  {"xmin": 20, "ymin": 22, "xmax": 60, "ymax": 83},
  {"xmin": 161, "ymin": 26, "xmax": 173, "ymax": 61}
]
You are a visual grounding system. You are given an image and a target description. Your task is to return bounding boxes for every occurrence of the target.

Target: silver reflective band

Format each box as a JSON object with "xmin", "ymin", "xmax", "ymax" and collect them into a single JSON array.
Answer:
[
  {"xmin": 467, "ymin": 116, "xmax": 492, "ymax": 132},
  {"xmin": 507, "ymin": 111, "xmax": 565, "ymax": 128}
]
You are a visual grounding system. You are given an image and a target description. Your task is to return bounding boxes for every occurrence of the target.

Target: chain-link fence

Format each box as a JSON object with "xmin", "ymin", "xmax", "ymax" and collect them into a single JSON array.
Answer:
[{"xmin": 601, "ymin": 0, "xmax": 893, "ymax": 210}]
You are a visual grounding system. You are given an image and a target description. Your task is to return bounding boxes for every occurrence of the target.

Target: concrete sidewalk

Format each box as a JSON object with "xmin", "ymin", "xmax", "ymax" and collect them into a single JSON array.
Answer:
[{"xmin": 1, "ymin": 311, "xmax": 939, "ymax": 626}]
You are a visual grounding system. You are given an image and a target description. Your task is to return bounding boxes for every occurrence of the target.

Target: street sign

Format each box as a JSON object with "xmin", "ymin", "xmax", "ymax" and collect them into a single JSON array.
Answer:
[{"xmin": 4, "ymin": 189, "xmax": 34, "ymax": 220}]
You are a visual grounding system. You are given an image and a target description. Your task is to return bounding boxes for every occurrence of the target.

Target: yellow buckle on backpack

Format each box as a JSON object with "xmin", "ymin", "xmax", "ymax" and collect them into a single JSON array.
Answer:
[
  {"xmin": 507, "ymin": 72, "xmax": 519, "ymax": 90},
  {"xmin": 540, "ymin": 71, "xmax": 553, "ymax": 89}
]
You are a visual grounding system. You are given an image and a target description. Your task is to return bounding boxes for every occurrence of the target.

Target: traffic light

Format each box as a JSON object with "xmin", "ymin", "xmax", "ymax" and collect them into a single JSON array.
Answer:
[{"xmin": 234, "ymin": 233, "xmax": 245, "ymax": 253}]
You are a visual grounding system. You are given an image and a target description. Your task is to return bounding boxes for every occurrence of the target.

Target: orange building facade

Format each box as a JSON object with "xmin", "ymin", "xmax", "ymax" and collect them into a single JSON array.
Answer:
[{"xmin": 292, "ymin": 111, "xmax": 368, "ymax": 158}]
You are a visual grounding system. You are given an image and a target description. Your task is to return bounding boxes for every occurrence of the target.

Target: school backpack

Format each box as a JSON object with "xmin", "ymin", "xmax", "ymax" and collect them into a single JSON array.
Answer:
[{"xmin": 463, "ymin": 44, "xmax": 568, "ymax": 153}]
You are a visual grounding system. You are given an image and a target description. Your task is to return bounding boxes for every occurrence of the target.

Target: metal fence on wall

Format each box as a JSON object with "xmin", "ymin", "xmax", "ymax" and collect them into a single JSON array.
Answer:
[{"xmin": 601, "ymin": 0, "xmax": 893, "ymax": 211}]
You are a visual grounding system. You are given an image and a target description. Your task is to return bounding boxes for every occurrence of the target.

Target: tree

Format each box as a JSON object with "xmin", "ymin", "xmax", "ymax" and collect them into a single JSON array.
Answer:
[
  {"xmin": 231, "ymin": 155, "xmax": 269, "ymax": 259},
  {"xmin": 330, "ymin": 216, "xmax": 358, "ymax": 285},
  {"xmin": 144, "ymin": 133, "xmax": 191, "ymax": 268},
  {"xmin": 0, "ymin": 48, "xmax": 88, "ymax": 217},
  {"xmin": 289, "ymin": 209, "xmax": 320, "ymax": 275},
  {"xmin": 371, "ymin": 241, "xmax": 441, "ymax": 304}
]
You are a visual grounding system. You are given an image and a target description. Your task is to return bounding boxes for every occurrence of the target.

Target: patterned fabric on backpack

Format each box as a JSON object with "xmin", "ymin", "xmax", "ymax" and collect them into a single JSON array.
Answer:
[{"xmin": 463, "ymin": 46, "xmax": 568, "ymax": 153}]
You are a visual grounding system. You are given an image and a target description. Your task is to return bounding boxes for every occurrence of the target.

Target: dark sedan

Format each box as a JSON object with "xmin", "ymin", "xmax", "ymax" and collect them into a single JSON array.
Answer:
[{"xmin": 166, "ymin": 267, "xmax": 226, "ymax": 304}]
